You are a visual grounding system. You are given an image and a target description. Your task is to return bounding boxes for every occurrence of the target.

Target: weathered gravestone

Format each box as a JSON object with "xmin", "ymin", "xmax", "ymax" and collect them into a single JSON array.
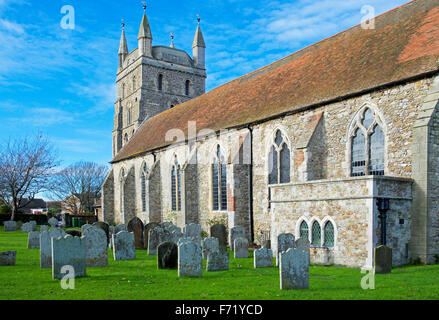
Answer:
[
  {"xmin": 234, "ymin": 238, "xmax": 249, "ymax": 258},
  {"xmin": 0, "ymin": 251, "xmax": 16, "ymax": 266},
  {"xmin": 157, "ymin": 242, "xmax": 178, "ymax": 269},
  {"xmin": 81, "ymin": 224, "xmax": 92, "ymax": 233},
  {"xmin": 27, "ymin": 231, "xmax": 40, "ymax": 249},
  {"xmin": 160, "ymin": 222, "xmax": 173, "ymax": 229},
  {"xmin": 48, "ymin": 217, "xmax": 58, "ymax": 228},
  {"xmin": 206, "ymin": 250, "xmax": 229, "ymax": 272},
  {"xmin": 4, "ymin": 221, "xmax": 17, "ymax": 232},
  {"xmin": 93, "ymin": 221, "xmax": 110, "ymax": 245},
  {"xmin": 374, "ymin": 245, "xmax": 392, "ymax": 274},
  {"xmin": 40, "ymin": 228, "xmax": 67, "ymax": 268},
  {"xmin": 52, "ymin": 235, "xmax": 86, "ymax": 279},
  {"xmin": 148, "ymin": 227, "xmax": 163, "ymax": 255},
  {"xmin": 21, "ymin": 222, "xmax": 36, "ymax": 233},
  {"xmin": 280, "ymin": 238, "xmax": 310, "ymax": 290},
  {"xmin": 39, "ymin": 225, "xmax": 49, "ymax": 232},
  {"xmin": 143, "ymin": 222, "xmax": 159, "ymax": 250},
  {"xmin": 229, "ymin": 226, "xmax": 246, "ymax": 251},
  {"xmin": 127, "ymin": 217, "xmax": 144, "ymax": 249},
  {"xmin": 202, "ymin": 237, "xmax": 219, "ymax": 259},
  {"xmin": 210, "ymin": 224, "xmax": 227, "ymax": 252},
  {"xmin": 276, "ymin": 233, "xmax": 295, "ymax": 266},
  {"xmin": 254, "ymin": 247, "xmax": 273, "ymax": 268},
  {"xmin": 178, "ymin": 241, "xmax": 202, "ymax": 277},
  {"xmin": 110, "ymin": 224, "xmax": 126, "ymax": 249},
  {"xmin": 184, "ymin": 223, "xmax": 201, "ymax": 239},
  {"xmin": 171, "ymin": 228, "xmax": 183, "ymax": 244},
  {"xmin": 113, "ymin": 231, "xmax": 135, "ymax": 261},
  {"xmin": 83, "ymin": 226, "xmax": 108, "ymax": 267}
]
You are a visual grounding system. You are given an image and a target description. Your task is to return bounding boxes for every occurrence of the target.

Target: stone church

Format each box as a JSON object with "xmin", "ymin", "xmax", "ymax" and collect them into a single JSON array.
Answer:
[{"xmin": 103, "ymin": 0, "xmax": 439, "ymax": 269}]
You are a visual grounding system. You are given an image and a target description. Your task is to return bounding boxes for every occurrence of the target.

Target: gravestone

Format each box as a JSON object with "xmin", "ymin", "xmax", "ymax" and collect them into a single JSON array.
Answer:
[
  {"xmin": 27, "ymin": 231, "xmax": 40, "ymax": 249},
  {"xmin": 254, "ymin": 247, "xmax": 273, "ymax": 268},
  {"xmin": 234, "ymin": 238, "xmax": 249, "ymax": 258},
  {"xmin": 93, "ymin": 221, "xmax": 110, "ymax": 245},
  {"xmin": 279, "ymin": 238, "xmax": 310, "ymax": 290},
  {"xmin": 127, "ymin": 217, "xmax": 145, "ymax": 249},
  {"xmin": 144, "ymin": 222, "xmax": 159, "ymax": 249},
  {"xmin": 171, "ymin": 228, "xmax": 183, "ymax": 244},
  {"xmin": 206, "ymin": 250, "xmax": 229, "ymax": 272},
  {"xmin": 114, "ymin": 224, "xmax": 126, "ymax": 233},
  {"xmin": 160, "ymin": 222, "xmax": 173, "ymax": 229},
  {"xmin": 39, "ymin": 225, "xmax": 49, "ymax": 232},
  {"xmin": 83, "ymin": 226, "xmax": 108, "ymax": 267},
  {"xmin": 0, "ymin": 251, "xmax": 16, "ymax": 266},
  {"xmin": 21, "ymin": 222, "xmax": 36, "ymax": 233},
  {"xmin": 148, "ymin": 227, "xmax": 163, "ymax": 255},
  {"xmin": 157, "ymin": 242, "xmax": 178, "ymax": 269},
  {"xmin": 374, "ymin": 245, "xmax": 392, "ymax": 274},
  {"xmin": 178, "ymin": 241, "xmax": 202, "ymax": 277},
  {"xmin": 81, "ymin": 224, "xmax": 92, "ymax": 233},
  {"xmin": 113, "ymin": 231, "xmax": 135, "ymax": 261},
  {"xmin": 277, "ymin": 233, "xmax": 295, "ymax": 266},
  {"xmin": 4, "ymin": 221, "xmax": 17, "ymax": 232},
  {"xmin": 210, "ymin": 224, "xmax": 227, "ymax": 252},
  {"xmin": 229, "ymin": 226, "xmax": 246, "ymax": 251},
  {"xmin": 40, "ymin": 228, "xmax": 67, "ymax": 268},
  {"xmin": 202, "ymin": 237, "xmax": 219, "ymax": 259},
  {"xmin": 48, "ymin": 217, "xmax": 58, "ymax": 228},
  {"xmin": 184, "ymin": 223, "xmax": 201, "ymax": 239},
  {"xmin": 52, "ymin": 235, "xmax": 86, "ymax": 279}
]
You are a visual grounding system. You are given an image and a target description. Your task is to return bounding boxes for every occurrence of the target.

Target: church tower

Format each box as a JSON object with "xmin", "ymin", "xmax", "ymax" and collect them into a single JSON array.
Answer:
[{"xmin": 112, "ymin": 7, "xmax": 207, "ymax": 157}]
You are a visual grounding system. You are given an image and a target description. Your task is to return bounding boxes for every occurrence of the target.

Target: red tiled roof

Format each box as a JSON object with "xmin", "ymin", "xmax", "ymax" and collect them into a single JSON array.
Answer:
[{"xmin": 113, "ymin": 0, "xmax": 439, "ymax": 163}]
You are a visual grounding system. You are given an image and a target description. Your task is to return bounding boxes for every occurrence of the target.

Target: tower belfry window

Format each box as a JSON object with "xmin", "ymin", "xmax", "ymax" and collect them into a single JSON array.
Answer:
[
  {"xmin": 185, "ymin": 80, "xmax": 190, "ymax": 96},
  {"xmin": 158, "ymin": 74, "xmax": 163, "ymax": 92}
]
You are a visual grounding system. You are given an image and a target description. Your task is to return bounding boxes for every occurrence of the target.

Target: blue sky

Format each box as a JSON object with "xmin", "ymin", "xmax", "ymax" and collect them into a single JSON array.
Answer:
[{"xmin": 0, "ymin": 0, "xmax": 409, "ymax": 168}]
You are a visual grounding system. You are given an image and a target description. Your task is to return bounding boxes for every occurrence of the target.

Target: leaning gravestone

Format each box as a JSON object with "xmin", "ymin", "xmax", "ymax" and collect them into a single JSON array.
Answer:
[
  {"xmin": 4, "ymin": 221, "xmax": 17, "ymax": 232},
  {"xmin": 27, "ymin": 231, "xmax": 40, "ymax": 249},
  {"xmin": 207, "ymin": 250, "xmax": 229, "ymax": 272},
  {"xmin": 21, "ymin": 222, "xmax": 36, "ymax": 233},
  {"xmin": 374, "ymin": 245, "xmax": 392, "ymax": 274},
  {"xmin": 157, "ymin": 242, "xmax": 178, "ymax": 269},
  {"xmin": 202, "ymin": 237, "xmax": 219, "ymax": 259},
  {"xmin": 93, "ymin": 221, "xmax": 110, "ymax": 245},
  {"xmin": 40, "ymin": 228, "xmax": 67, "ymax": 268},
  {"xmin": 178, "ymin": 241, "xmax": 202, "ymax": 277},
  {"xmin": 210, "ymin": 224, "xmax": 227, "ymax": 252},
  {"xmin": 48, "ymin": 217, "xmax": 58, "ymax": 228},
  {"xmin": 234, "ymin": 238, "xmax": 249, "ymax": 258},
  {"xmin": 113, "ymin": 231, "xmax": 135, "ymax": 261},
  {"xmin": 254, "ymin": 247, "xmax": 273, "ymax": 268},
  {"xmin": 127, "ymin": 217, "xmax": 145, "ymax": 249},
  {"xmin": 0, "ymin": 251, "xmax": 16, "ymax": 266},
  {"xmin": 83, "ymin": 226, "xmax": 108, "ymax": 267},
  {"xmin": 277, "ymin": 233, "xmax": 295, "ymax": 266},
  {"xmin": 52, "ymin": 235, "xmax": 86, "ymax": 279},
  {"xmin": 148, "ymin": 227, "xmax": 163, "ymax": 255},
  {"xmin": 143, "ymin": 222, "xmax": 159, "ymax": 250},
  {"xmin": 279, "ymin": 238, "xmax": 310, "ymax": 290},
  {"xmin": 229, "ymin": 226, "xmax": 246, "ymax": 251},
  {"xmin": 184, "ymin": 223, "xmax": 202, "ymax": 239}
]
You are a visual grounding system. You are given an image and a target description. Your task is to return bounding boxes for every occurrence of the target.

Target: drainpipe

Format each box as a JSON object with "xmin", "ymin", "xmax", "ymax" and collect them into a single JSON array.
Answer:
[{"xmin": 247, "ymin": 125, "xmax": 255, "ymax": 243}]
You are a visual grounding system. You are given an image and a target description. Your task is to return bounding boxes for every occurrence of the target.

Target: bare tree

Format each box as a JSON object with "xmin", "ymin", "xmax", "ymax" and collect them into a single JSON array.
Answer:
[
  {"xmin": 50, "ymin": 161, "xmax": 108, "ymax": 215},
  {"xmin": 0, "ymin": 133, "xmax": 59, "ymax": 221}
]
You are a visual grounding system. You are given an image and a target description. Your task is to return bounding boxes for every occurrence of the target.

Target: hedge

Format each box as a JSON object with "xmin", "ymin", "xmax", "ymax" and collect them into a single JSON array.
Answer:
[{"xmin": 0, "ymin": 214, "xmax": 48, "ymax": 226}]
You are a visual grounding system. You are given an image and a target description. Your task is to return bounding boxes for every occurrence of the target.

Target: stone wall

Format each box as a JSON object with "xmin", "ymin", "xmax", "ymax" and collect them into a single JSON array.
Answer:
[{"xmin": 102, "ymin": 170, "xmax": 114, "ymax": 223}]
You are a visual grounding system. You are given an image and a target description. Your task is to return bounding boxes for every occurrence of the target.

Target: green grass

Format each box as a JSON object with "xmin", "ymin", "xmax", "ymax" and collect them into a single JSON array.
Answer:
[{"xmin": 1, "ymin": 227, "xmax": 439, "ymax": 300}]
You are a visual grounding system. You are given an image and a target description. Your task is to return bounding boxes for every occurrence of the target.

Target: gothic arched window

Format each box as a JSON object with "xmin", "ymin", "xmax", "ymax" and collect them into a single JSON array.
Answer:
[
  {"xmin": 158, "ymin": 74, "xmax": 163, "ymax": 92},
  {"xmin": 350, "ymin": 108, "xmax": 385, "ymax": 176},
  {"xmin": 312, "ymin": 221, "xmax": 321, "ymax": 246},
  {"xmin": 124, "ymin": 133, "xmax": 128, "ymax": 145},
  {"xmin": 212, "ymin": 145, "xmax": 227, "ymax": 211},
  {"xmin": 300, "ymin": 221, "xmax": 309, "ymax": 240},
  {"xmin": 141, "ymin": 163, "xmax": 147, "ymax": 212},
  {"xmin": 324, "ymin": 221, "xmax": 335, "ymax": 247},
  {"xmin": 171, "ymin": 156, "xmax": 181, "ymax": 212},
  {"xmin": 268, "ymin": 130, "xmax": 290, "ymax": 185},
  {"xmin": 133, "ymin": 76, "xmax": 136, "ymax": 92},
  {"xmin": 185, "ymin": 80, "xmax": 190, "ymax": 96},
  {"xmin": 122, "ymin": 83, "xmax": 126, "ymax": 99}
]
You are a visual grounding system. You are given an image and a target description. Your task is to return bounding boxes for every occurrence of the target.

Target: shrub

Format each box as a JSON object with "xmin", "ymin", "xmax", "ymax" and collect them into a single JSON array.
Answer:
[{"xmin": 0, "ymin": 205, "xmax": 11, "ymax": 215}]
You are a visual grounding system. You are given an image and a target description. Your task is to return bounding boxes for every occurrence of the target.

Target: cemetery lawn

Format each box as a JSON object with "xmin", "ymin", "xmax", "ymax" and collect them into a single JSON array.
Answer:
[{"xmin": 1, "ymin": 227, "xmax": 439, "ymax": 300}]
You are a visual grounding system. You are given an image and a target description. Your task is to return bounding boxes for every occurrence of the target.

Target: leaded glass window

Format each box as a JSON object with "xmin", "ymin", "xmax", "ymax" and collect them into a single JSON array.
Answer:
[
  {"xmin": 171, "ymin": 157, "xmax": 181, "ymax": 212},
  {"xmin": 212, "ymin": 145, "xmax": 227, "ymax": 211},
  {"xmin": 141, "ymin": 172, "xmax": 146, "ymax": 212},
  {"xmin": 268, "ymin": 130, "xmax": 290, "ymax": 185},
  {"xmin": 171, "ymin": 166, "xmax": 177, "ymax": 211},
  {"xmin": 351, "ymin": 108, "xmax": 385, "ymax": 176},
  {"xmin": 300, "ymin": 221, "xmax": 309, "ymax": 240},
  {"xmin": 312, "ymin": 221, "xmax": 321, "ymax": 246},
  {"xmin": 324, "ymin": 221, "xmax": 334, "ymax": 247}
]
